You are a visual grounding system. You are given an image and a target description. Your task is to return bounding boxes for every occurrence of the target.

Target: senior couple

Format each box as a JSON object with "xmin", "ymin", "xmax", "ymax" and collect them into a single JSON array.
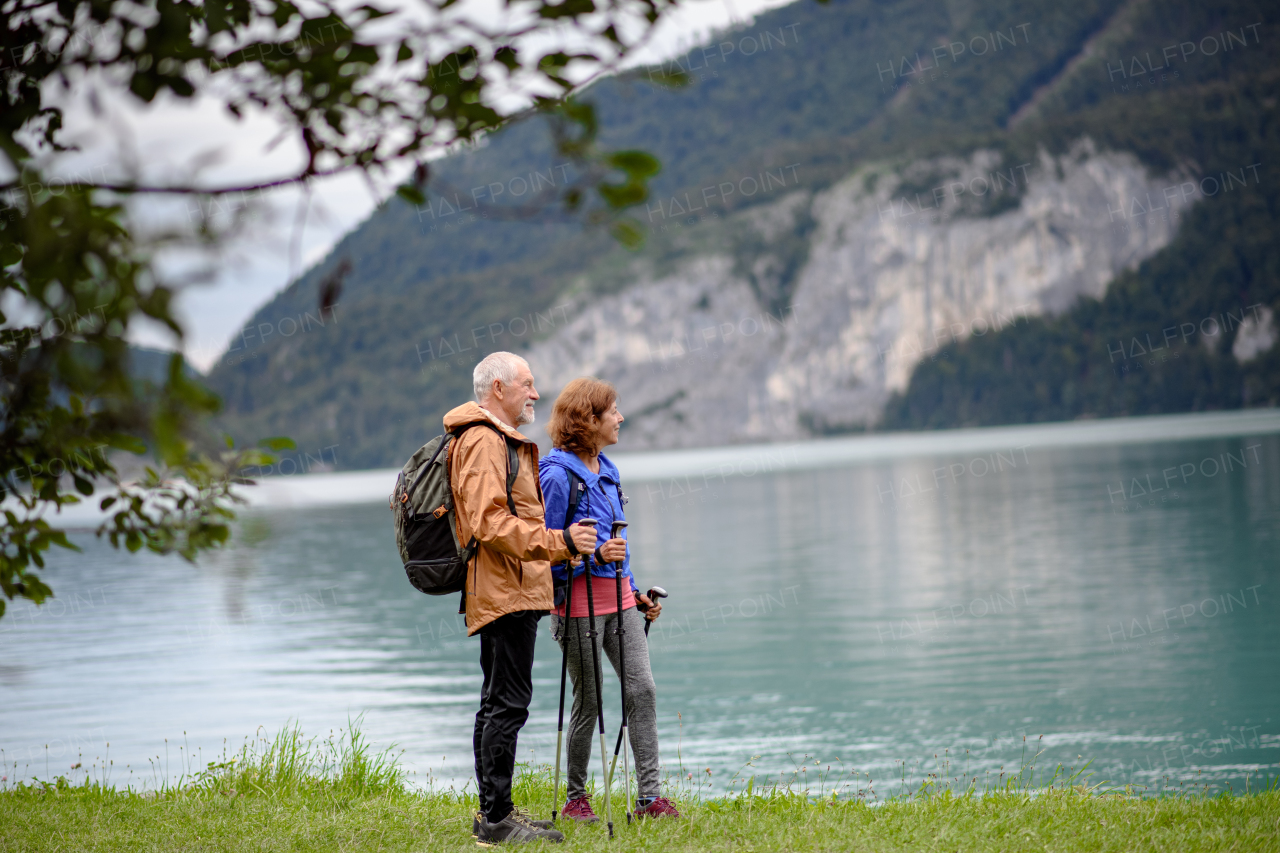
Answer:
[{"xmin": 446, "ymin": 351, "xmax": 678, "ymax": 845}]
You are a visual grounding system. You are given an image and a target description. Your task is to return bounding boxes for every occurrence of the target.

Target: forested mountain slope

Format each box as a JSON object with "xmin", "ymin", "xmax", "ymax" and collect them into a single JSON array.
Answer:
[{"xmin": 205, "ymin": 0, "xmax": 1279, "ymax": 466}]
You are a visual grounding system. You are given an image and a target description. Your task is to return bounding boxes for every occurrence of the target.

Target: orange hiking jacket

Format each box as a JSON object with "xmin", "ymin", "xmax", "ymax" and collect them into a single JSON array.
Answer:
[{"xmin": 444, "ymin": 402, "xmax": 573, "ymax": 634}]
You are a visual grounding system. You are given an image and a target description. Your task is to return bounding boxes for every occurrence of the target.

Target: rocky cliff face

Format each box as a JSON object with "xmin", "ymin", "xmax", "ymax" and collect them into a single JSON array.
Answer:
[{"xmin": 526, "ymin": 140, "xmax": 1195, "ymax": 449}]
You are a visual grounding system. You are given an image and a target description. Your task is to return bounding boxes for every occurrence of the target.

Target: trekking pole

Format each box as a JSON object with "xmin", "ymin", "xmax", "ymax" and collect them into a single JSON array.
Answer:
[
  {"xmin": 607, "ymin": 521, "xmax": 632, "ymax": 823},
  {"xmin": 551, "ymin": 546, "xmax": 578, "ymax": 824},
  {"xmin": 580, "ymin": 519, "xmax": 614, "ymax": 839},
  {"xmin": 640, "ymin": 586, "xmax": 668, "ymax": 639},
  {"xmin": 609, "ymin": 587, "xmax": 666, "ymax": 788}
]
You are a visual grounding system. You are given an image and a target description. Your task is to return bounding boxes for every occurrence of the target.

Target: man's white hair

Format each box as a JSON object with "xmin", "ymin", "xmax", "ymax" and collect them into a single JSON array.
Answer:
[{"xmin": 473, "ymin": 351, "xmax": 530, "ymax": 402}]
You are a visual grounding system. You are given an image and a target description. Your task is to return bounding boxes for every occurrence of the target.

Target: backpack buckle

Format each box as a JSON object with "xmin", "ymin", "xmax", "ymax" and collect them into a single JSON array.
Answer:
[{"xmin": 433, "ymin": 505, "xmax": 448, "ymax": 518}]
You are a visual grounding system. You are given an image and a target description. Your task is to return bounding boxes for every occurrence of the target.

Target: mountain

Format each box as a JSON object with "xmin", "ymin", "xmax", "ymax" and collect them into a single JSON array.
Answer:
[{"xmin": 205, "ymin": 0, "xmax": 1280, "ymax": 467}]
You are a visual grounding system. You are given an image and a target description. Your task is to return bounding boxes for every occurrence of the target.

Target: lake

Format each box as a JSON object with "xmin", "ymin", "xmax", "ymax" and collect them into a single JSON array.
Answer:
[{"xmin": 2, "ymin": 411, "xmax": 1278, "ymax": 798}]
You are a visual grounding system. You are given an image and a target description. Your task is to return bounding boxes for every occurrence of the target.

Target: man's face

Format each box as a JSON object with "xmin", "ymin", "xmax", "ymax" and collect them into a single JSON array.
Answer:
[{"xmin": 504, "ymin": 363, "xmax": 538, "ymax": 426}]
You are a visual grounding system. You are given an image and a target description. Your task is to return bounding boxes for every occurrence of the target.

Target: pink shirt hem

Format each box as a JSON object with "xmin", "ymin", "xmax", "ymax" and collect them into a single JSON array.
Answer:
[{"xmin": 555, "ymin": 573, "xmax": 636, "ymax": 617}]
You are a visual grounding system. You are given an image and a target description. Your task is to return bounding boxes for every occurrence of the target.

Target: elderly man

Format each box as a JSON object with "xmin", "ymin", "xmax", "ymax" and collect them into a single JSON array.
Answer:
[{"xmin": 445, "ymin": 351, "xmax": 597, "ymax": 845}]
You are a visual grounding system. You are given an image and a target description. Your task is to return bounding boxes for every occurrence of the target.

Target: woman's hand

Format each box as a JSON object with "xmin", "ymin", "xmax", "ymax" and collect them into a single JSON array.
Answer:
[
  {"xmin": 637, "ymin": 593, "xmax": 661, "ymax": 621},
  {"xmin": 596, "ymin": 537, "xmax": 627, "ymax": 563}
]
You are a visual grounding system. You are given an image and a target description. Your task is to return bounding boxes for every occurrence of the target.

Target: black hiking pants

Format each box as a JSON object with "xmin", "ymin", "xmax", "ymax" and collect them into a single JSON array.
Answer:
[{"xmin": 474, "ymin": 609, "xmax": 541, "ymax": 823}]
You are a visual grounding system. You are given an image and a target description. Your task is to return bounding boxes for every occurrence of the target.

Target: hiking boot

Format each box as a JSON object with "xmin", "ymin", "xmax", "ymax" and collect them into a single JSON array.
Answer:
[
  {"xmin": 560, "ymin": 796, "xmax": 600, "ymax": 823},
  {"xmin": 515, "ymin": 808, "xmax": 555, "ymax": 830},
  {"xmin": 474, "ymin": 809, "xmax": 553, "ymax": 837},
  {"xmin": 476, "ymin": 809, "xmax": 565, "ymax": 844},
  {"xmin": 633, "ymin": 797, "xmax": 681, "ymax": 819}
]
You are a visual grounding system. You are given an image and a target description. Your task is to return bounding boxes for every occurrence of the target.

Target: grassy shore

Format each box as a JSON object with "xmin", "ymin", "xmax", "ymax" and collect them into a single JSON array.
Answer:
[{"xmin": 2, "ymin": 725, "xmax": 1277, "ymax": 852}]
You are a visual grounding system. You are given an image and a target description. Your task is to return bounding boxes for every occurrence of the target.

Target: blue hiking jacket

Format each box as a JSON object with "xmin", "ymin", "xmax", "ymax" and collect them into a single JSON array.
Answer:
[{"xmin": 539, "ymin": 448, "xmax": 637, "ymax": 594}]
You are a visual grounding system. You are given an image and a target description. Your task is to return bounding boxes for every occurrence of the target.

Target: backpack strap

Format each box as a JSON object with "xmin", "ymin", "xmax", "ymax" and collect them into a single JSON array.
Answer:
[
  {"xmin": 563, "ymin": 470, "xmax": 585, "ymax": 529},
  {"xmin": 451, "ymin": 421, "xmax": 519, "ymax": 515},
  {"xmin": 555, "ymin": 469, "xmax": 586, "ymax": 608},
  {"xmin": 503, "ymin": 441, "xmax": 518, "ymax": 515},
  {"xmin": 405, "ymin": 433, "xmax": 452, "ymax": 509}
]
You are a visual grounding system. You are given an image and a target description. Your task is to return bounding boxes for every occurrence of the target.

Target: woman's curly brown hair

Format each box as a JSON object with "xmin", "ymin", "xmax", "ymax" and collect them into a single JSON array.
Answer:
[{"xmin": 547, "ymin": 377, "xmax": 617, "ymax": 457}]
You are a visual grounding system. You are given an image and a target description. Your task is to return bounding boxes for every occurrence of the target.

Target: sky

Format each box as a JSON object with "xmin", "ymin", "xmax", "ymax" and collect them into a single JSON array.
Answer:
[{"xmin": 34, "ymin": 0, "xmax": 799, "ymax": 371}]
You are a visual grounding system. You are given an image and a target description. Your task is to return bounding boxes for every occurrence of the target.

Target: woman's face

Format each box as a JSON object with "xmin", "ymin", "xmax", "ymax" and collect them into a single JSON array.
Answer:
[{"xmin": 593, "ymin": 400, "xmax": 624, "ymax": 450}]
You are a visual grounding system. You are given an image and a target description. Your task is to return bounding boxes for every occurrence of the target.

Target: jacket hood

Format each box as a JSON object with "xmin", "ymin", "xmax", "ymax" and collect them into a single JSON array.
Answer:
[
  {"xmin": 443, "ymin": 401, "xmax": 532, "ymax": 443},
  {"xmin": 540, "ymin": 447, "xmax": 619, "ymax": 485}
]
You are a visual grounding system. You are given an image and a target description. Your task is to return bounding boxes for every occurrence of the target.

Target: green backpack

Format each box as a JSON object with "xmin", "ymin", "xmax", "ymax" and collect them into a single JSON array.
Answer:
[{"xmin": 389, "ymin": 422, "xmax": 518, "ymax": 597}]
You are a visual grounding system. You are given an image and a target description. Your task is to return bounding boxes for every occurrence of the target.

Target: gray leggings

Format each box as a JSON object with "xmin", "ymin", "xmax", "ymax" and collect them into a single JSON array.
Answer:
[{"xmin": 551, "ymin": 606, "xmax": 660, "ymax": 801}]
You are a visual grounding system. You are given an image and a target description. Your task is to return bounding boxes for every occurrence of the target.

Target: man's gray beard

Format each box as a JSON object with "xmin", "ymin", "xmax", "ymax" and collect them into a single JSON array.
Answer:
[{"xmin": 517, "ymin": 406, "xmax": 535, "ymax": 426}]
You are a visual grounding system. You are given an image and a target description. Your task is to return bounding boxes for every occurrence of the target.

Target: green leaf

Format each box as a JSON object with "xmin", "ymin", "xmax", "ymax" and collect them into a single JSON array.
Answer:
[
  {"xmin": 538, "ymin": 0, "xmax": 596, "ymax": 19},
  {"xmin": 609, "ymin": 218, "xmax": 645, "ymax": 249},
  {"xmin": 258, "ymin": 436, "xmax": 297, "ymax": 452},
  {"xmin": 0, "ymin": 242, "xmax": 22, "ymax": 266},
  {"xmin": 166, "ymin": 75, "xmax": 196, "ymax": 98},
  {"xmin": 643, "ymin": 67, "xmax": 690, "ymax": 89},
  {"xmin": 561, "ymin": 100, "xmax": 596, "ymax": 132},
  {"xmin": 108, "ymin": 435, "xmax": 149, "ymax": 455},
  {"xmin": 396, "ymin": 184, "xmax": 427, "ymax": 206},
  {"xmin": 129, "ymin": 71, "xmax": 159, "ymax": 102},
  {"xmin": 598, "ymin": 182, "xmax": 647, "ymax": 208},
  {"xmin": 494, "ymin": 46, "xmax": 518, "ymax": 71},
  {"xmin": 608, "ymin": 151, "xmax": 660, "ymax": 178},
  {"xmin": 239, "ymin": 449, "xmax": 275, "ymax": 468}
]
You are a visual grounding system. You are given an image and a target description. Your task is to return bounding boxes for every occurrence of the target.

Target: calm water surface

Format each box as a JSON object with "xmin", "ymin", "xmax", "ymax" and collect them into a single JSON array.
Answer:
[{"xmin": 2, "ymin": 413, "xmax": 1278, "ymax": 797}]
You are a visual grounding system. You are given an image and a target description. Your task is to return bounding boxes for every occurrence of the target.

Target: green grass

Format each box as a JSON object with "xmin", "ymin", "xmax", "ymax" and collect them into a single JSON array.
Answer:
[{"xmin": 2, "ymin": 724, "xmax": 1277, "ymax": 852}]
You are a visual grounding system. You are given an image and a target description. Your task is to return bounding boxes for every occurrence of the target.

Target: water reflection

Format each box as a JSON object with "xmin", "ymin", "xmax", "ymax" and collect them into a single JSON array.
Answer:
[{"xmin": 1, "ymin": 416, "xmax": 1277, "ymax": 796}]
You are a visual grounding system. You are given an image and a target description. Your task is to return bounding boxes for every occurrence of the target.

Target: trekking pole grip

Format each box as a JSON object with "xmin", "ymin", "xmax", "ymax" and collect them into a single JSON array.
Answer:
[{"xmin": 640, "ymin": 586, "xmax": 668, "ymax": 636}]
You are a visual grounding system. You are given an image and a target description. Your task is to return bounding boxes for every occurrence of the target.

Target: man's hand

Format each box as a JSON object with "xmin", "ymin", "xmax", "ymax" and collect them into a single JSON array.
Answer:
[
  {"xmin": 637, "ymin": 593, "xmax": 661, "ymax": 621},
  {"xmin": 597, "ymin": 537, "xmax": 626, "ymax": 563},
  {"xmin": 568, "ymin": 522, "xmax": 597, "ymax": 555}
]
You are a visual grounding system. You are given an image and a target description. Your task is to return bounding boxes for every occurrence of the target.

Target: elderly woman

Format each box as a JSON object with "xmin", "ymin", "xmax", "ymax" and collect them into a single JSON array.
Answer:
[{"xmin": 539, "ymin": 377, "xmax": 679, "ymax": 821}]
